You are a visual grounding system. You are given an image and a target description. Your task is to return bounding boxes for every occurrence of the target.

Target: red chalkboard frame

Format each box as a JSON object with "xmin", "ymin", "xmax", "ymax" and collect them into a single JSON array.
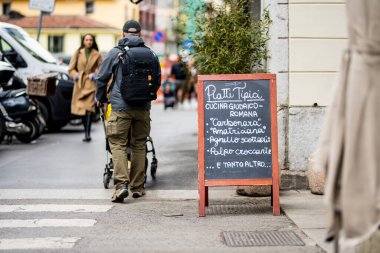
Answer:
[{"xmin": 197, "ymin": 74, "xmax": 280, "ymax": 217}]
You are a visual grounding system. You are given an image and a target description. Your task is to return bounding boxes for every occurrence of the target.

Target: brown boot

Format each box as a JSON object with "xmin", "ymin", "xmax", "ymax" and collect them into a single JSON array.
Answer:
[
  {"xmin": 82, "ymin": 113, "xmax": 92, "ymax": 142},
  {"xmin": 111, "ymin": 184, "xmax": 129, "ymax": 203}
]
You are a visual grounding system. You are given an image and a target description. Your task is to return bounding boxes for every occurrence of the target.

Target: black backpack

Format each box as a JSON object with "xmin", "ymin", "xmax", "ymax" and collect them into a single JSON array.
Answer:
[{"xmin": 116, "ymin": 44, "xmax": 161, "ymax": 105}]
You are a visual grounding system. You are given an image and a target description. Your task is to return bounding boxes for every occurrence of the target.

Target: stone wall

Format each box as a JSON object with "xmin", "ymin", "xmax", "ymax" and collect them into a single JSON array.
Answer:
[{"xmin": 264, "ymin": 0, "xmax": 347, "ymax": 189}]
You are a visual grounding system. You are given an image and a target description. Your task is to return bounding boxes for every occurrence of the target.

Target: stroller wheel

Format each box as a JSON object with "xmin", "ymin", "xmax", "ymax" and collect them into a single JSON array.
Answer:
[
  {"xmin": 151, "ymin": 158, "xmax": 158, "ymax": 179},
  {"xmin": 103, "ymin": 172, "xmax": 111, "ymax": 189}
]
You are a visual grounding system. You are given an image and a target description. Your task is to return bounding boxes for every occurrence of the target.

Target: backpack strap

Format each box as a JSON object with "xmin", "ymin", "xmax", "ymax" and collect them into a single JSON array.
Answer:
[
  {"xmin": 106, "ymin": 46, "xmax": 125, "ymax": 94},
  {"xmin": 115, "ymin": 45, "xmax": 128, "ymax": 58},
  {"xmin": 108, "ymin": 44, "xmax": 143, "ymax": 94},
  {"xmin": 107, "ymin": 64, "xmax": 119, "ymax": 94}
]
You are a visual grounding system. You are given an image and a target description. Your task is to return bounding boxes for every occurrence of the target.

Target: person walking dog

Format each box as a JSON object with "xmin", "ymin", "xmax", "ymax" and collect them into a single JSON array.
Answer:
[
  {"xmin": 69, "ymin": 34, "xmax": 102, "ymax": 142},
  {"xmin": 96, "ymin": 20, "xmax": 161, "ymax": 203}
]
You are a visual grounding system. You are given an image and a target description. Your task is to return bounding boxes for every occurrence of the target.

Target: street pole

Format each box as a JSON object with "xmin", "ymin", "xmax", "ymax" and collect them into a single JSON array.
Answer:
[
  {"xmin": 29, "ymin": 0, "xmax": 55, "ymax": 41},
  {"xmin": 36, "ymin": 11, "xmax": 44, "ymax": 42}
]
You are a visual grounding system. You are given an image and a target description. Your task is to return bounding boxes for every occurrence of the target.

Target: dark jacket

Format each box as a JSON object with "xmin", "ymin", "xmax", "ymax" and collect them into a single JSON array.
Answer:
[
  {"xmin": 96, "ymin": 35, "xmax": 151, "ymax": 110},
  {"xmin": 170, "ymin": 62, "xmax": 187, "ymax": 80}
]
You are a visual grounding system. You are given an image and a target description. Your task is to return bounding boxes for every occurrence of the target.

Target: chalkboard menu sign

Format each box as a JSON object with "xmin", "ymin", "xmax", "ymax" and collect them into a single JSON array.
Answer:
[
  {"xmin": 198, "ymin": 74, "xmax": 279, "ymax": 217},
  {"xmin": 204, "ymin": 79, "xmax": 272, "ymax": 180}
]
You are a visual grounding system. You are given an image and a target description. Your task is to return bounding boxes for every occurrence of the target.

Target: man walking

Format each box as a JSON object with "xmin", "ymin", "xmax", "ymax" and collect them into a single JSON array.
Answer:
[
  {"xmin": 170, "ymin": 55, "xmax": 187, "ymax": 106},
  {"xmin": 96, "ymin": 20, "xmax": 161, "ymax": 203}
]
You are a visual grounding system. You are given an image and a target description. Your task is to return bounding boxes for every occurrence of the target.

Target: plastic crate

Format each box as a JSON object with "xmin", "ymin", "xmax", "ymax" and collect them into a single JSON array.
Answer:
[{"xmin": 27, "ymin": 73, "xmax": 57, "ymax": 96}]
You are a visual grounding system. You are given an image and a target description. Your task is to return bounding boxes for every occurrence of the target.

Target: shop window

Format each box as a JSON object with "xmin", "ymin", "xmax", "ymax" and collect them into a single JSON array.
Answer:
[
  {"xmin": 151, "ymin": 13, "xmax": 155, "ymax": 31},
  {"xmin": 85, "ymin": 1, "xmax": 94, "ymax": 14},
  {"xmin": 48, "ymin": 35, "xmax": 64, "ymax": 53},
  {"xmin": 2, "ymin": 3, "xmax": 11, "ymax": 15},
  {"xmin": 249, "ymin": 0, "xmax": 261, "ymax": 21}
]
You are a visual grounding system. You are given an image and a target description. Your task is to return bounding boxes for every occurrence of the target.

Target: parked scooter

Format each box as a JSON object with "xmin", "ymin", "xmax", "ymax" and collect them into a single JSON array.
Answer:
[
  {"xmin": 0, "ymin": 112, "xmax": 4, "ymax": 143},
  {"xmin": 0, "ymin": 61, "xmax": 45, "ymax": 143}
]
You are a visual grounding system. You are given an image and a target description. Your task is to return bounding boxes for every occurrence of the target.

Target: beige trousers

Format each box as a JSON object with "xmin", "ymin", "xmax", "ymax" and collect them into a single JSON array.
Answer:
[{"xmin": 106, "ymin": 109, "xmax": 150, "ymax": 192}]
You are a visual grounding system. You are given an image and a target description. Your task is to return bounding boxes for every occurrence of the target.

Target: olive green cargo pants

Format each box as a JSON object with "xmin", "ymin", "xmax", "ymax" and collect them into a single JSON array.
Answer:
[{"xmin": 106, "ymin": 109, "xmax": 150, "ymax": 193}]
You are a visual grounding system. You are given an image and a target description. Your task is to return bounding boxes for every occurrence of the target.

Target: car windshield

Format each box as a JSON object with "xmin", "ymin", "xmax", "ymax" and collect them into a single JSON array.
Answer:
[{"xmin": 5, "ymin": 27, "xmax": 57, "ymax": 64}]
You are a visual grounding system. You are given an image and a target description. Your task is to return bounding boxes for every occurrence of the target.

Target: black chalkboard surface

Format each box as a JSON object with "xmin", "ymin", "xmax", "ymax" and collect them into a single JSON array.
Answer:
[
  {"xmin": 203, "ymin": 80, "xmax": 272, "ymax": 180},
  {"xmin": 197, "ymin": 74, "xmax": 279, "ymax": 217}
]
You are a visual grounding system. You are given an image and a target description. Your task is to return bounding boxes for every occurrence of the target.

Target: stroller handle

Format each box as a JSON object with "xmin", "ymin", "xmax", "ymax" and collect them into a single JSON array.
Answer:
[{"xmin": 98, "ymin": 105, "xmax": 107, "ymax": 134}]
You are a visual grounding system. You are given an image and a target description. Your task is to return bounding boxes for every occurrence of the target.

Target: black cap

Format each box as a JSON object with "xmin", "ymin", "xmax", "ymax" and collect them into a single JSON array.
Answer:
[{"xmin": 123, "ymin": 20, "xmax": 141, "ymax": 33}]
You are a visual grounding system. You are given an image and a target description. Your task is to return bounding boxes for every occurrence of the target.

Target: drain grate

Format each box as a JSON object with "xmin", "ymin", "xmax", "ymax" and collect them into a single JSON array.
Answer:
[
  {"xmin": 207, "ymin": 204, "xmax": 271, "ymax": 215},
  {"xmin": 222, "ymin": 231, "xmax": 305, "ymax": 247}
]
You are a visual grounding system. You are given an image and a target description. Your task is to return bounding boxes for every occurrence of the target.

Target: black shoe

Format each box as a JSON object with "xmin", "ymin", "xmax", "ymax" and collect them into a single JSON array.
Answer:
[
  {"xmin": 112, "ymin": 184, "xmax": 129, "ymax": 203},
  {"xmin": 132, "ymin": 191, "xmax": 145, "ymax": 199},
  {"xmin": 82, "ymin": 137, "xmax": 92, "ymax": 142}
]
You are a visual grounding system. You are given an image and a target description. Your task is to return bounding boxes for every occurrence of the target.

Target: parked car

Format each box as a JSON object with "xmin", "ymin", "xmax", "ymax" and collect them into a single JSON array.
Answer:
[
  {"xmin": 0, "ymin": 22, "xmax": 75, "ymax": 131},
  {"xmin": 52, "ymin": 53, "xmax": 72, "ymax": 66}
]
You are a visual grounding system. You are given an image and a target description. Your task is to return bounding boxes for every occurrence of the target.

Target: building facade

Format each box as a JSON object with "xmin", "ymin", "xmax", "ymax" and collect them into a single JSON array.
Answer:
[
  {"xmin": 264, "ymin": 0, "xmax": 347, "ymax": 188},
  {"xmin": 0, "ymin": 0, "xmax": 139, "ymax": 30},
  {"xmin": 152, "ymin": 0, "xmax": 178, "ymax": 57},
  {"xmin": 0, "ymin": 0, "xmax": 140, "ymax": 55}
]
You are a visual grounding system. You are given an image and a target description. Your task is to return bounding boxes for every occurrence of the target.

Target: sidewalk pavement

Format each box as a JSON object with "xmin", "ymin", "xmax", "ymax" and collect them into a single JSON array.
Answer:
[
  {"xmin": 199, "ymin": 189, "xmax": 333, "ymax": 253},
  {"xmin": 80, "ymin": 188, "xmax": 329, "ymax": 253},
  {"xmin": 196, "ymin": 189, "xmax": 333, "ymax": 252},
  {"xmin": 280, "ymin": 190, "xmax": 333, "ymax": 253}
]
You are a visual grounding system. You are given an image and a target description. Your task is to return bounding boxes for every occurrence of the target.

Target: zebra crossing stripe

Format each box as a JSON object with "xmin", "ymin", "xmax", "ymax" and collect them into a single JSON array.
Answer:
[
  {"xmin": 0, "ymin": 219, "xmax": 96, "ymax": 228},
  {"xmin": 0, "ymin": 189, "xmax": 199, "ymax": 200},
  {"xmin": 0, "ymin": 237, "xmax": 81, "ymax": 250},
  {"xmin": 0, "ymin": 189, "xmax": 237, "ymax": 200},
  {"xmin": 0, "ymin": 204, "xmax": 113, "ymax": 212},
  {"xmin": 0, "ymin": 189, "xmax": 112, "ymax": 199}
]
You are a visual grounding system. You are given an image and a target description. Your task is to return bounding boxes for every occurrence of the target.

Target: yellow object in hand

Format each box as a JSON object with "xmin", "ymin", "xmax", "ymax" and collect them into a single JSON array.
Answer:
[{"xmin": 105, "ymin": 103, "xmax": 112, "ymax": 121}]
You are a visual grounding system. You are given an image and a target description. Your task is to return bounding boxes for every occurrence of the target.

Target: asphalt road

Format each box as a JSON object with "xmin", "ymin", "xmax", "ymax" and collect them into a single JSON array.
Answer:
[{"xmin": 0, "ymin": 103, "xmax": 198, "ymax": 190}]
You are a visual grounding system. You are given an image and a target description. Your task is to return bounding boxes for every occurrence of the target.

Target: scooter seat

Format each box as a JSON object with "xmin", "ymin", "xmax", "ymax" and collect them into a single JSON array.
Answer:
[{"xmin": 0, "ymin": 88, "xmax": 26, "ymax": 99}]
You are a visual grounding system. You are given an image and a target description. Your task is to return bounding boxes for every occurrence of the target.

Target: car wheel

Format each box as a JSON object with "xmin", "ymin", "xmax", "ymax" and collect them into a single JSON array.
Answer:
[
  {"xmin": 36, "ymin": 100, "xmax": 49, "ymax": 126},
  {"xmin": 32, "ymin": 116, "xmax": 44, "ymax": 140},
  {"xmin": 92, "ymin": 107, "xmax": 101, "ymax": 122},
  {"xmin": 69, "ymin": 118, "xmax": 82, "ymax": 126},
  {"xmin": 48, "ymin": 120, "xmax": 69, "ymax": 132}
]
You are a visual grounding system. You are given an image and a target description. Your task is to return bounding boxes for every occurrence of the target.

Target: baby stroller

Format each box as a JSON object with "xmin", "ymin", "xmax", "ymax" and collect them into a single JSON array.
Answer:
[
  {"xmin": 100, "ymin": 106, "xmax": 158, "ymax": 189},
  {"xmin": 162, "ymin": 79, "xmax": 176, "ymax": 110}
]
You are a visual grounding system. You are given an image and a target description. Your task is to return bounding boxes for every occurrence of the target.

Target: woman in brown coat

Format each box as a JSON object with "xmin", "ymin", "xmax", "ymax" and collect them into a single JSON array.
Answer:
[{"xmin": 68, "ymin": 34, "xmax": 102, "ymax": 142}]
